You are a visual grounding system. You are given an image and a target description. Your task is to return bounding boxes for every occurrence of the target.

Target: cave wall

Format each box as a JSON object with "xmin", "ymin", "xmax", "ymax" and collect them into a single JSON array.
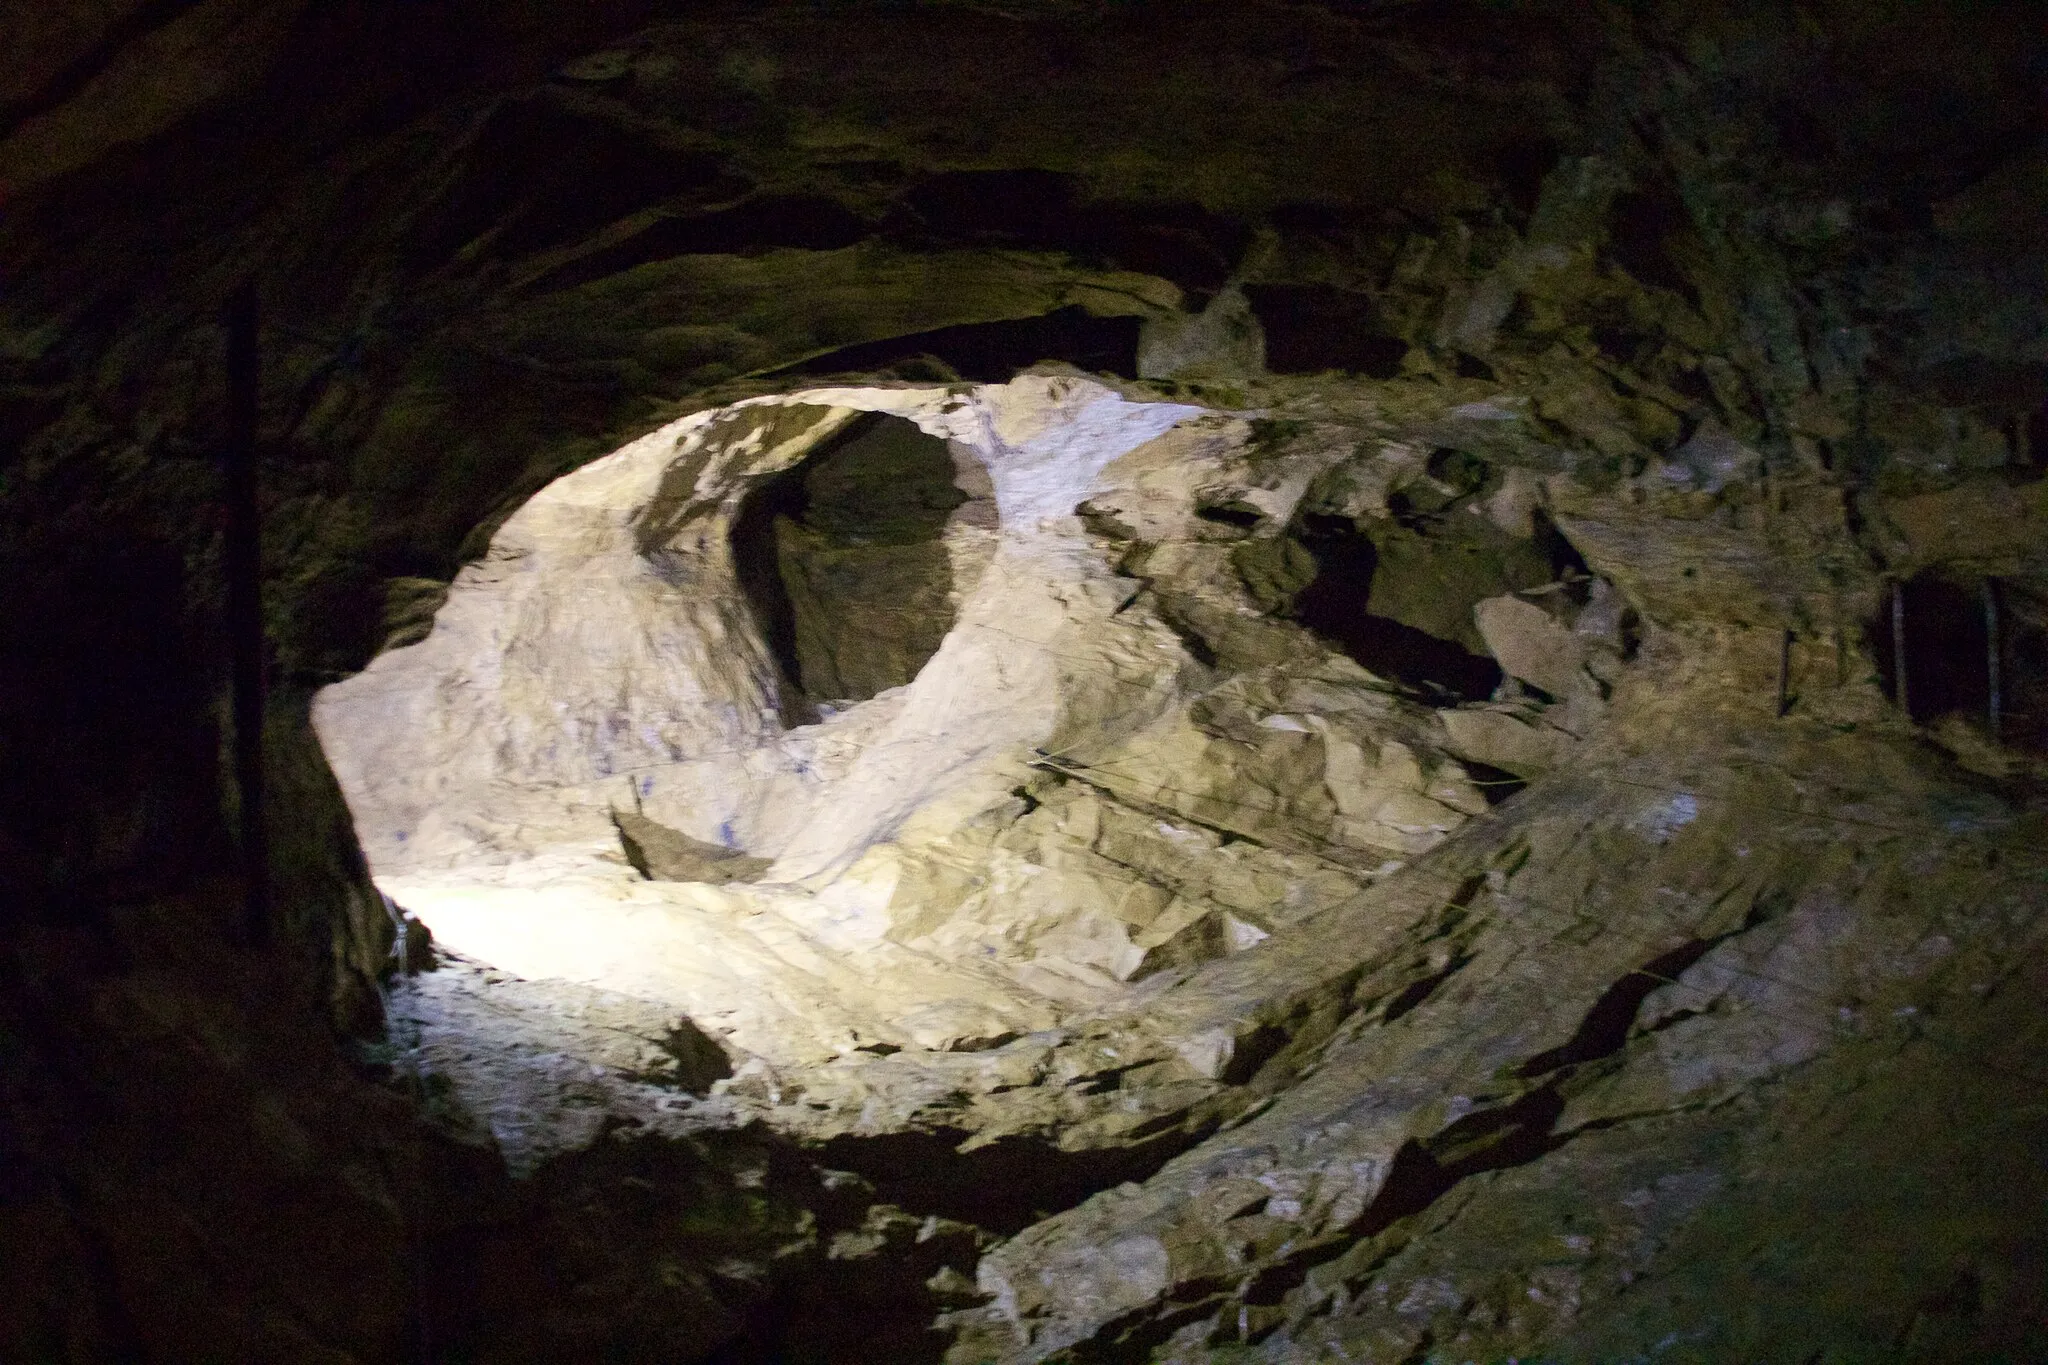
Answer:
[{"xmin": 2, "ymin": 0, "xmax": 2047, "ymax": 1360}]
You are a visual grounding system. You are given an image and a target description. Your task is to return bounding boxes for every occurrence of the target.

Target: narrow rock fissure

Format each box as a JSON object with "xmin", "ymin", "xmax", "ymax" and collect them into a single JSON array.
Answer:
[
  {"xmin": 1514, "ymin": 936, "xmax": 1718, "ymax": 1080},
  {"xmin": 809, "ymin": 1125, "xmax": 1217, "ymax": 1240}
]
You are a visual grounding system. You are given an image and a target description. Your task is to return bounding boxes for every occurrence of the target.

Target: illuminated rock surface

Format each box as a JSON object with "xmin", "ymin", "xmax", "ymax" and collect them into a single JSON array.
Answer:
[
  {"xmin": 317, "ymin": 373, "xmax": 2048, "ymax": 1361},
  {"xmin": 4, "ymin": 3, "xmax": 2047, "ymax": 1362},
  {"xmin": 313, "ymin": 378, "xmax": 1516, "ymax": 1150}
]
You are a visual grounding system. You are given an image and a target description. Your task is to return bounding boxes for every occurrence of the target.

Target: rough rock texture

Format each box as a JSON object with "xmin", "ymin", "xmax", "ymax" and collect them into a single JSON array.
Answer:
[
  {"xmin": 315, "ymin": 370, "xmax": 2048, "ymax": 1364},
  {"xmin": 4, "ymin": 2, "xmax": 2048, "ymax": 1362}
]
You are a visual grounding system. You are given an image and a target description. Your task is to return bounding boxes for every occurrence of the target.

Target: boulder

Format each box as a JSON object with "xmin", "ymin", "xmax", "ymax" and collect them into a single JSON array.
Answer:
[
  {"xmin": 1473, "ymin": 593, "xmax": 1593, "ymax": 701},
  {"xmin": 1439, "ymin": 706, "xmax": 1574, "ymax": 776}
]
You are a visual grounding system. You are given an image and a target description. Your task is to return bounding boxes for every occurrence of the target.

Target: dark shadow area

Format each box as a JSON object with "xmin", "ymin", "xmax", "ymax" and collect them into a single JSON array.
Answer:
[
  {"xmin": 1496, "ymin": 135, "xmax": 1563, "ymax": 221},
  {"xmin": 1516, "ymin": 937, "xmax": 1718, "ymax": 1080},
  {"xmin": 730, "ymin": 445, "xmax": 809, "ymax": 724},
  {"xmin": 1531, "ymin": 505, "xmax": 1594, "ymax": 582},
  {"xmin": 0, "ymin": 0, "xmax": 212, "ymax": 134},
  {"xmin": 1193, "ymin": 501, "xmax": 1264, "ymax": 531},
  {"xmin": 0, "ymin": 539, "xmax": 224, "ymax": 920},
  {"xmin": 1459, "ymin": 758, "xmax": 1530, "ymax": 806},
  {"xmin": 414, "ymin": 1119, "xmax": 971, "ymax": 1365},
  {"xmin": 1453, "ymin": 351, "xmax": 1497, "ymax": 381},
  {"xmin": 894, "ymin": 168, "xmax": 1084, "ymax": 247},
  {"xmin": 1875, "ymin": 575, "xmax": 2048, "ymax": 756},
  {"xmin": 772, "ymin": 306, "xmax": 1143, "ymax": 382},
  {"xmin": 1288, "ymin": 516, "xmax": 1506, "ymax": 703},
  {"xmin": 1606, "ymin": 176, "xmax": 1700, "ymax": 304},
  {"xmin": 731, "ymin": 413, "xmax": 981, "ymax": 722},
  {"xmin": 890, "ymin": 169, "xmax": 1251, "ymax": 295},
  {"xmin": 515, "ymin": 167, "xmax": 1258, "ymax": 303},
  {"xmin": 1229, "ymin": 932, "xmax": 1731, "ymax": 1326},
  {"xmin": 1243, "ymin": 284, "xmax": 1408, "ymax": 377},
  {"xmin": 2001, "ymin": 581, "xmax": 2048, "ymax": 755},
  {"xmin": 408, "ymin": 95, "xmax": 730, "ymax": 265}
]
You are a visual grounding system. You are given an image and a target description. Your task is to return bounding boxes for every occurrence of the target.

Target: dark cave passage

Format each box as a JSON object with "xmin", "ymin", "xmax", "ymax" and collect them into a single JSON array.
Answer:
[
  {"xmin": 11, "ymin": 0, "xmax": 2048, "ymax": 1359},
  {"xmin": 889, "ymin": 169, "xmax": 1250, "ymax": 296},
  {"xmin": 732, "ymin": 412, "xmax": 992, "ymax": 724},
  {"xmin": 1244, "ymin": 284, "xmax": 1410, "ymax": 378},
  {"xmin": 1874, "ymin": 574, "xmax": 1991, "ymax": 728},
  {"xmin": 410, "ymin": 95, "xmax": 731, "ymax": 267}
]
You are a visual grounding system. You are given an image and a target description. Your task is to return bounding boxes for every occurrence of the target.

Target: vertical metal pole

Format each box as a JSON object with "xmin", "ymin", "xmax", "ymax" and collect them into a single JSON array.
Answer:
[
  {"xmin": 1985, "ymin": 578, "xmax": 2002, "ymax": 745},
  {"xmin": 1831, "ymin": 587, "xmax": 1846, "ymax": 685},
  {"xmin": 1891, "ymin": 579, "xmax": 1910, "ymax": 719},
  {"xmin": 225, "ymin": 282, "xmax": 269, "ymax": 948},
  {"xmin": 1775, "ymin": 628, "xmax": 1792, "ymax": 717}
]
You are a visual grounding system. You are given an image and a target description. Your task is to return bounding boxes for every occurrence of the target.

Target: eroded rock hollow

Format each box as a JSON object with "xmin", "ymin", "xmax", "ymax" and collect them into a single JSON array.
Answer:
[{"xmin": 4, "ymin": 2, "xmax": 2047, "ymax": 1362}]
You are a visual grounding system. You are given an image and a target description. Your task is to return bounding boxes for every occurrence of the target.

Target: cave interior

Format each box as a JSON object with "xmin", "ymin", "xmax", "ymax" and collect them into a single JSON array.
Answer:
[{"xmin": 3, "ymin": 2, "xmax": 2048, "ymax": 1363}]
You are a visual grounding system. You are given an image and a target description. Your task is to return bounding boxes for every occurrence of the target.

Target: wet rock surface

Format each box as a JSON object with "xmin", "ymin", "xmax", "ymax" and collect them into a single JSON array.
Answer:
[{"xmin": 4, "ymin": 2, "xmax": 2048, "ymax": 1362}]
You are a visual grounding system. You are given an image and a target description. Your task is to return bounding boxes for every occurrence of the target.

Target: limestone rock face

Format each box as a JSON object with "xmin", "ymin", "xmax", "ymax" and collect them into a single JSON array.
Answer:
[{"xmin": 315, "ymin": 376, "xmax": 1524, "ymax": 1102}]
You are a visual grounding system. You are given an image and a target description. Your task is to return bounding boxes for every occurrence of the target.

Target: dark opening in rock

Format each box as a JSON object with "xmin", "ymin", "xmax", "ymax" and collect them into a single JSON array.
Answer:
[
  {"xmin": 732, "ymin": 413, "xmax": 993, "ymax": 723},
  {"xmin": 410, "ymin": 97, "xmax": 728, "ymax": 265},
  {"xmin": 1194, "ymin": 500, "xmax": 1265, "ymax": 531},
  {"xmin": 890, "ymin": 170, "xmax": 1250, "ymax": 294},
  {"xmin": 896, "ymin": 168, "xmax": 1086, "ymax": 246},
  {"xmin": 1243, "ymin": 284, "xmax": 1408, "ymax": 378},
  {"xmin": 1607, "ymin": 178, "xmax": 1699, "ymax": 304},
  {"xmin": 1496, "ymin": 135, "xmax": 1563, "ymax": 220}
]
